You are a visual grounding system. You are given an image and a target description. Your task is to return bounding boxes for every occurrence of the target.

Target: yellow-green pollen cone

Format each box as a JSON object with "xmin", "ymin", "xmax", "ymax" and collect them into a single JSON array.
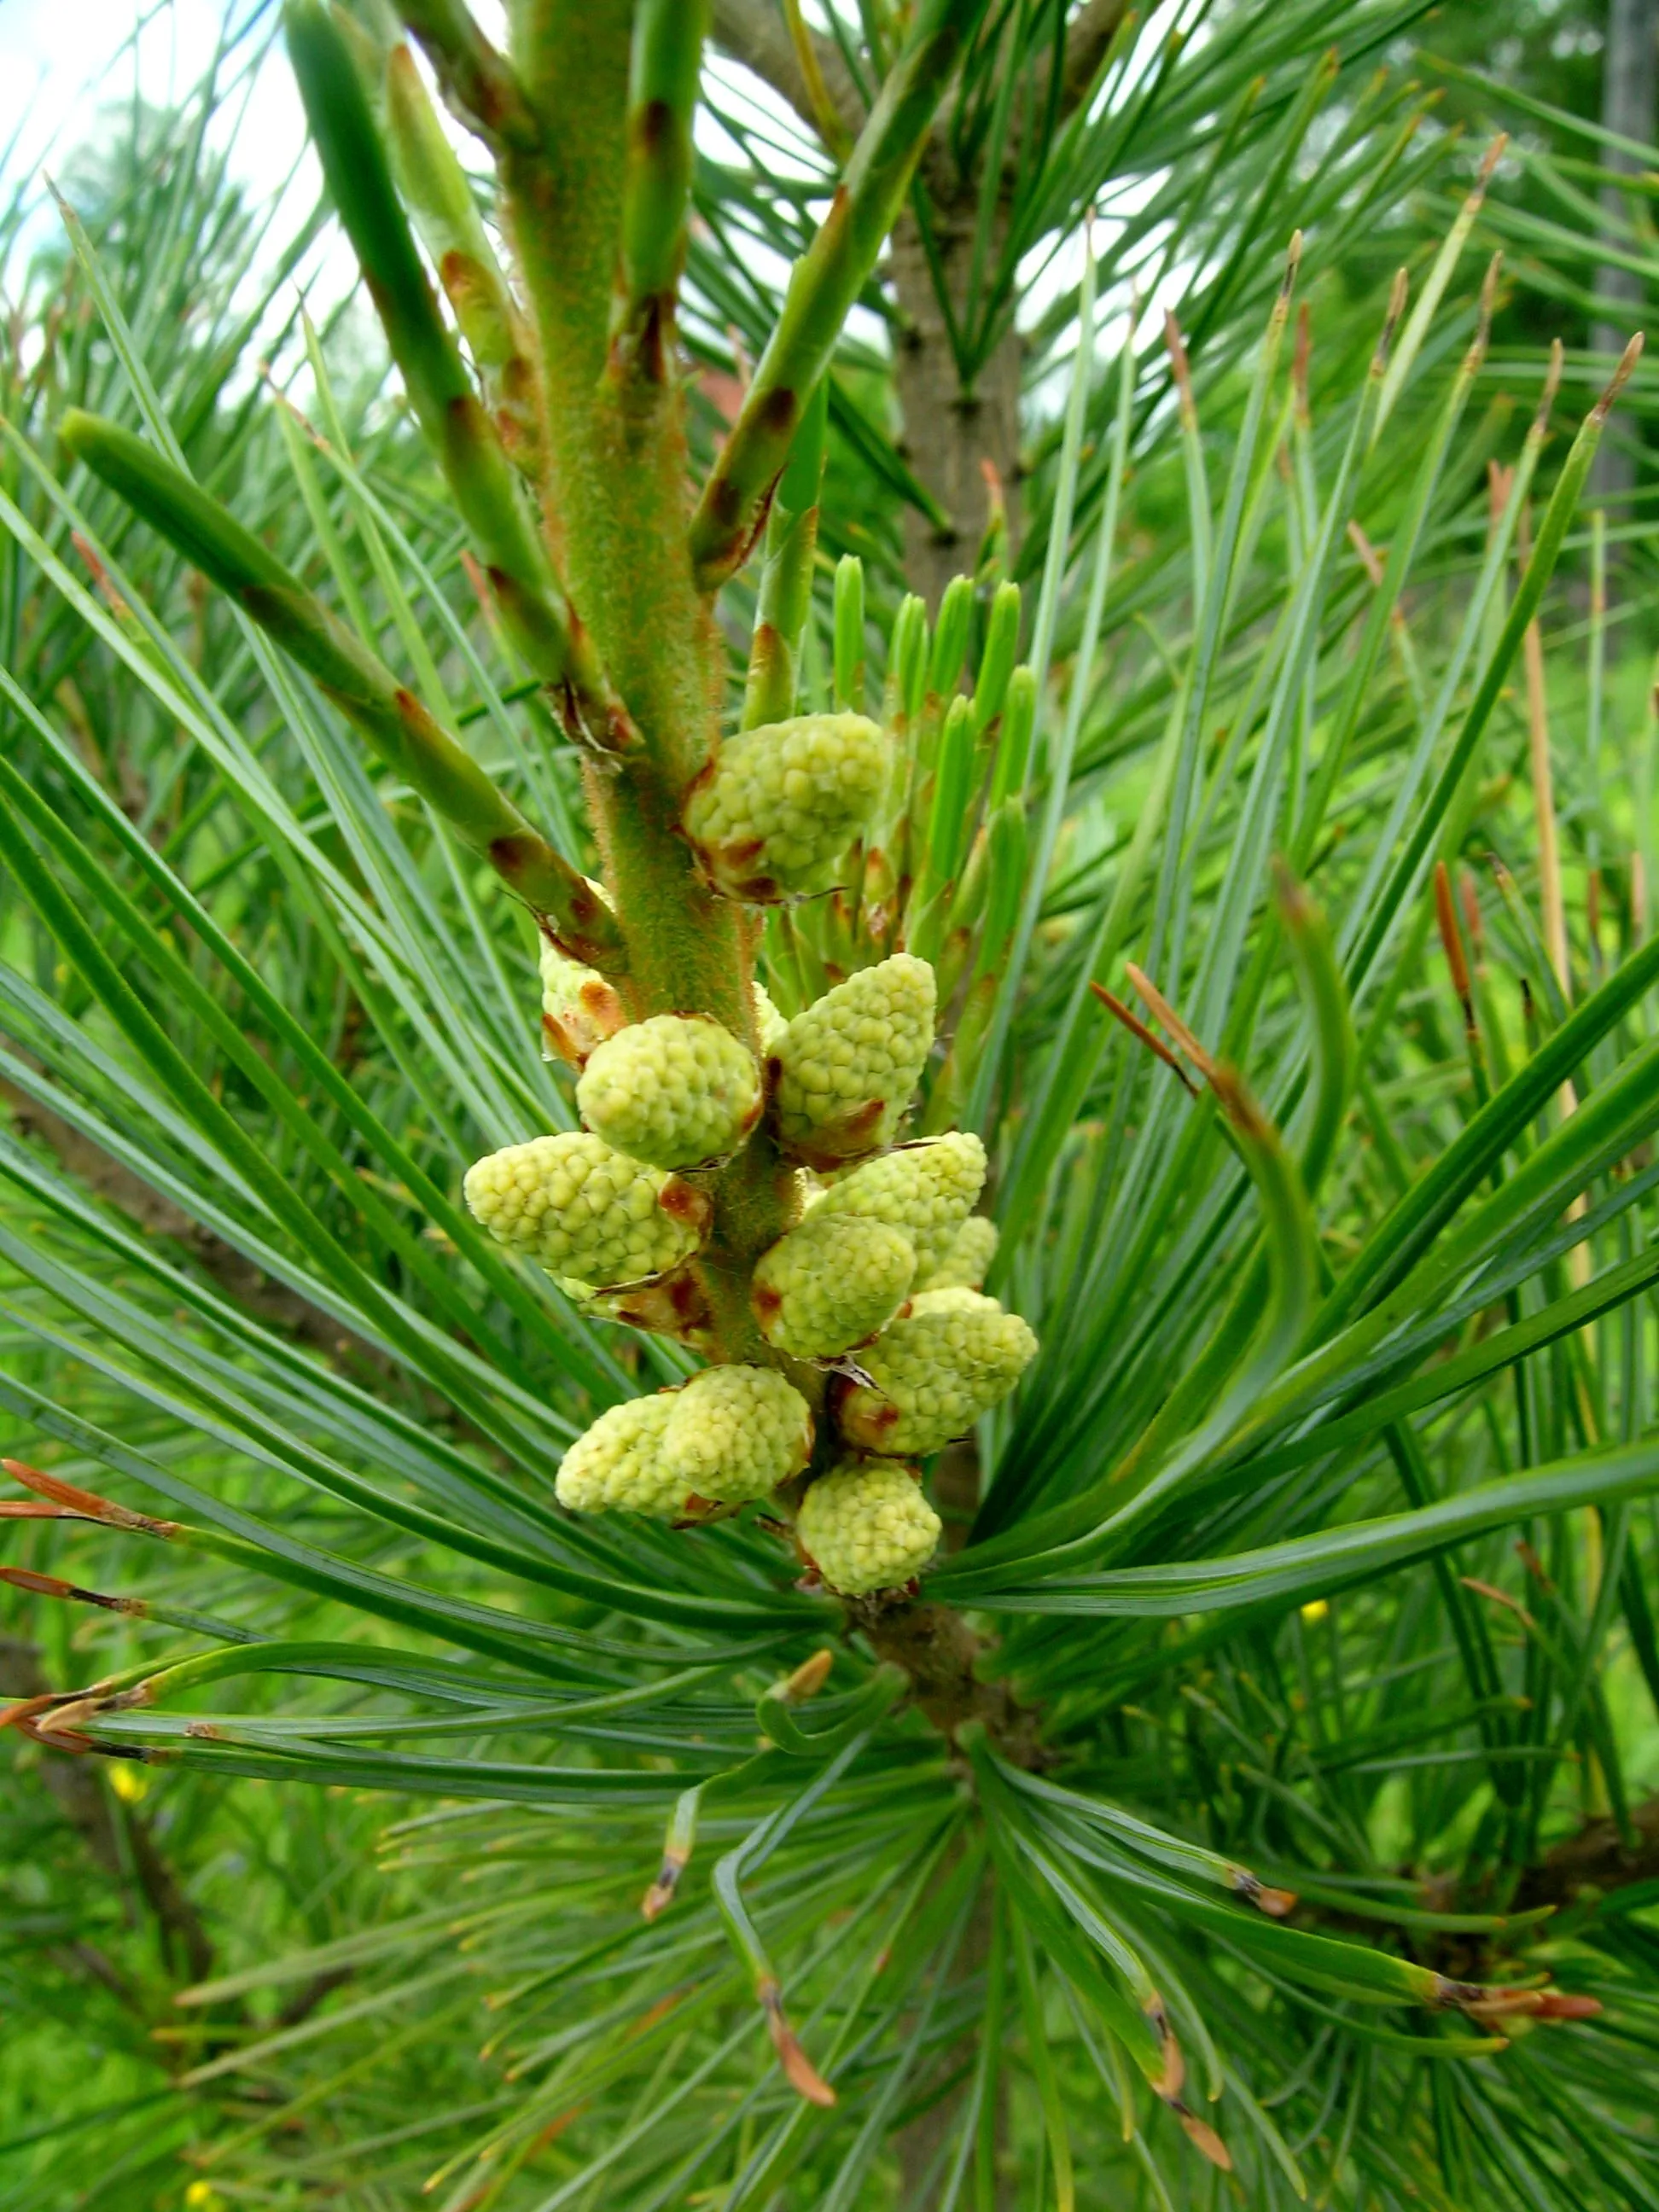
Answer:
[
  {"xmin": 577, "ymin": 1013, "xmax": 762, "ymax": 1170},
  {"xmin": 663, "ymin": 1365, "xmax": 813, "ymax": 1503},
  {"xmin": 771, "ymin": 953, "xmax": 936, "ymax": 1167},
  {"xmin": 815, "ymin": 1132, "xmax": 986, "ymax": 1277},
  {"xmin": 751, "ymin": 1212, "xmax": 916, "ymax": 1359},
  {"xmin": 538, "ymin": 933, "xmax": 626, "ymax": 1069},
  {"xmin": 464, "ymin": 1131, "xmax": 707, "ymax": 1287},
  {"xmin": 556, "ymin": 1394, "xmax": 684, "ymax": 1516},
  {"xmin": 918, "ymin": 1214, "xmax": 998, "ymax": 1293},
  {"xmin": 835, "ymin": 1288, "xmax": 1037, "ymax": 1455},
  {"xmin": 797, "ymin": 1459, "xmax": 941, "ymax": 1595},
  {"xmin": 683, "ymin": 712, "xmax": 888, "ymax": 902}
]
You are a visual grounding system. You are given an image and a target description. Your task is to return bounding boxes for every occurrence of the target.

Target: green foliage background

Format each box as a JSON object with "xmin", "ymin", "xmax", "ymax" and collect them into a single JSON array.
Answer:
[{"xmin": 2, "ymin": 3, "xmax": 1658, "ymax": 2206}]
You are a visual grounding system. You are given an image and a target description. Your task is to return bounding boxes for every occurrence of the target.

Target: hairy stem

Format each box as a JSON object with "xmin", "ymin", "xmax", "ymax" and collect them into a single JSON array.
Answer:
[{"xmin": 506, "ymin": 2, "xmax": 796, "ymax": 1336}]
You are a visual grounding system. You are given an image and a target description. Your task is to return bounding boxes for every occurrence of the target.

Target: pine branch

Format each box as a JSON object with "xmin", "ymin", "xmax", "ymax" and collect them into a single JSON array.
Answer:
[
  {"xmin": 1515, "ymin": 1796, "xmax": 1659, "ymax": 1912},
  {"xmin": 690, "ymin": 0, "xmax": 991, "ymax": 589},
  {"xmin": 393, "ymin": 0, "xmax": 538, "ymax": 151},
  {"xmin": 288, "ymin": 0, "xmax": 639, "ymax": 758},
  {"xmin": 849, "ymin": 1596, "xmax": 1050, "ymax": 1768},
  {"xmin": 58, "ymin": 410, "xmax": 627, "ymax": 971}
]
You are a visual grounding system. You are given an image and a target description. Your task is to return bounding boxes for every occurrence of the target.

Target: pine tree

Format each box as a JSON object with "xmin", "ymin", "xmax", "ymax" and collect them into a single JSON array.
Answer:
[{"xmin": 3, "ymin": 3, "xmax": 1659, "ymax": 2204}]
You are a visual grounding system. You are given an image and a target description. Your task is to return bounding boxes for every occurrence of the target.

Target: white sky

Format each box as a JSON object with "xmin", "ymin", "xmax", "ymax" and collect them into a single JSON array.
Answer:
[
  {"xmin": 1, "ymin": 1, "xmax": 297, "ymax": 201},
  {"xmin": 0, "ymin": 0, "xmax": 795, "ymax": 322},
  {"xmin": 0, "ymin": 0, "xmax": 514, "ymax": 379},
  {"xmin": 0, "ymin": 0, "xmax": 1152, "ymax": 388}
]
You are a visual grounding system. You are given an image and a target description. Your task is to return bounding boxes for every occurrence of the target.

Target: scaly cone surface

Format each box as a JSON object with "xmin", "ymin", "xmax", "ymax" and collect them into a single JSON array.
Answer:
[
  {"xmin": 813, "ymin": 1132, "xmax": 986, "ymax": 1277},
  {"xmin": 662, "ymin": 1365, "xmax": 813, "ymax": 1503},
  {"xmin": 683, "ymin": 713, "xmax": 888, "ymax": 901},
  {"xmin": 835, "ymin": 1289, "xmax": 1037, "ymax": 1455},
  {"xmin": 771, "ymin": 954, "xmax": 937, "ymax": 1167},
  {"xmin": 797, "ymin": 1459, "xmax": 942, "ymax": 1596},
  {"xmin": 917, "ymin": 1213, "xmax": 998, "ymax": 1292},
  {"xmin": 577, "ymin": 1014, "xmax": 762, "ymax": 1169},
  {"xmin": 556, "ymin": 1394, "xmax": 684, "ymax": 1516},
  {"xmin": 750, "ymin": 1213, "xmax": 917, "ymax": 1359},
  {"xmin": 463, "ymin": 1132, "xmax": 707, "ymax": 1286}
]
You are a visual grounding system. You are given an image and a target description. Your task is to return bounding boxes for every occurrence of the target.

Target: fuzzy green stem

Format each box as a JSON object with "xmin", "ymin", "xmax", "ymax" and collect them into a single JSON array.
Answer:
[
  {"xmin": 501, "ymin": 7, "xmax": 741, "ymax": 1007},
  {"xmin": 503, "ymin": 3, "xmax": 801, "ymax": 1361}
]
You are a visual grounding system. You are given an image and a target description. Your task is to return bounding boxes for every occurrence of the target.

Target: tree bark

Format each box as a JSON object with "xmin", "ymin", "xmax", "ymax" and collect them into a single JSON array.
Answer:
[
  {"xmin": 707, "ymin": 1, "xmax": 1128, "ymax": 614},
  {"xmin": 889, "ymin": 202, "xmax": 1025, "ymax": 613},
  {"xmin": 1592, "ymin": 0, "xmax": 1658, "ymax": 502}
]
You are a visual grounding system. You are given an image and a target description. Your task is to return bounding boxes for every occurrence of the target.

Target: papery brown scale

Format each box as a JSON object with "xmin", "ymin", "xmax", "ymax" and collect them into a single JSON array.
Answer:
[
  {"xmin": 1, "ymin": 1565, "xmax": 103, "ymax": 1604},
  {"xmin": 3, "ymin": 1461, "xmax": 177, "ymax": 1534},
  {"xmin": 0, "ymin": 1693, "xmax": 62, "ymax": 1734},
  {"xmin": 1173, "ymin": 2109, "xmax": 1232, "ymax": 2172},
  {"xmin": 1530, "ymin": 1992, "xmax": 1603, "ymax": 2020},
  {"xmin": 657, "ymin": 1178, "xmax": 713, "ymax": 1232},
  {"xmin": 634, "ymin": 96, "xmax": 674, "ymax": 156},
  {"xmin": 760, "ymin": 1981, "xmax": 836, "ymax": 2107}
]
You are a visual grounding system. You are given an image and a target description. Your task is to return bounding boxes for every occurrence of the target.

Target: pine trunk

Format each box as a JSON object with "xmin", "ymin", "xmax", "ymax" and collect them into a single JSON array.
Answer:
[{"xmin": 890, "ymin": 200, "xmax": 1024, "ymax": 611}]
